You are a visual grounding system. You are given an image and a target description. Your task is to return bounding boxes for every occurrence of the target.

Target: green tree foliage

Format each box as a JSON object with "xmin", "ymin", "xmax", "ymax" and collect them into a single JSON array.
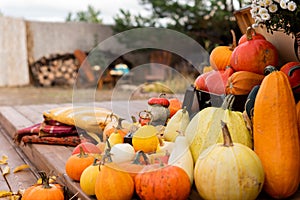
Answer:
[
  {"xmin": 65, "ymin": 5, "xmax": 102, "ymax": 24},
  {"xmin": 113, "ymin": 0, "xmax": 247, "ymax": 51}
]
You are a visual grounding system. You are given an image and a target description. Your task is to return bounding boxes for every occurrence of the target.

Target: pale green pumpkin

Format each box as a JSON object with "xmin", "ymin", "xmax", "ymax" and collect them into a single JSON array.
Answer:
[
  {"xmin": 185, "ymin": 95, "xmax": 252, "ymax": 162},
  {"xmin": 194, "ymin": 121, "xmax": 264, "ymax": 200}
]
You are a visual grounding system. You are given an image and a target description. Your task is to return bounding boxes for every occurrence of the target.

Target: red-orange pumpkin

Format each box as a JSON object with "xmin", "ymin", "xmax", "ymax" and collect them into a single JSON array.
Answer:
[
  {"xmin": 230, "ymin": 29, "xmax": 278, "ymax": 75},
  {"xmin": 72, "ymin": 142, "xmax": 102, "ymax": 155},
  {"xmin": 280, "ymin": 61, "xmax": 300, "ymax": 94},
  {"xmin": 135, "ymin": 163, "xmax": 191, "ymax": 200},
  {"xmin": 194, "ymin": 70, "xmax": 214, "ymax": 91}
]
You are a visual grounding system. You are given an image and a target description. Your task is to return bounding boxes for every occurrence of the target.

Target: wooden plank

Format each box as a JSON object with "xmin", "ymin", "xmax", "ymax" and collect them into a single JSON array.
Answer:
[
  {"xmin": 0, "ymin": 106, "xmax": 33, "ymax": 138},
  {"xmin": 13, "ymin": 105, "xmax": 44, "ymax": 124},
  {"xmin": 0, "ymin": 175, "xmax": 10, "ymax": 191},
  {"xmin": 0, "ymin": 127, "xmax": 37, "ymax": 193}
]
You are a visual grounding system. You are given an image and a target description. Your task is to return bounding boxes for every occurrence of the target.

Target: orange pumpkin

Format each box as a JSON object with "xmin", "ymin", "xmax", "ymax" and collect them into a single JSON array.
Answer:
[
  {"xmin": 65, "ymin": 146, "xmax": 94, "ymax": 181},
  {"xmin": 230, "ymin": 28, "xmax": 278, "ymax": 75},
  {"xmin": 95, "ymin": 150, "xmax": 134, "ymax": 200},
  {"xmin": 103, "ymin": 114, "xmax": 129, "ymax": 139},
  {"xmin": 22, "ymin": 171, "xmax": 64, "ymax": 200},
  {"xmin": 168, "ymin": 98, "xmax": 182, "ymax": 117},
  {"xmin": 209, "ymin": 30, "xmax": 237, "ymax": 71},
  {"xmin": 226, "ymin": 71, "xmax": 265, "ymax": 95},
  {"xmin": 253, "ymin": 66, "xmax": 300, "ymax": 198},
  {"xmin": 135, "ymin": 163, "xmax": 191, "ymax": 200}
]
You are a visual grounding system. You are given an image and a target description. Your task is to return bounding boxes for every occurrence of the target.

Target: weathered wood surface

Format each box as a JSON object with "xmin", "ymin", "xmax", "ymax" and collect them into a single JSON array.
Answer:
[{"xmin": 0, "ymin": 126, "xmax": 37, "ymax": 195}]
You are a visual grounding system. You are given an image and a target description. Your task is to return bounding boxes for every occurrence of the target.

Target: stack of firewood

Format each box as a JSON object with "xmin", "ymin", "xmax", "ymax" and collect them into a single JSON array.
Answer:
[{"xmin": 30, "ymin": 53, "xmax": 79, "ymax": 87}]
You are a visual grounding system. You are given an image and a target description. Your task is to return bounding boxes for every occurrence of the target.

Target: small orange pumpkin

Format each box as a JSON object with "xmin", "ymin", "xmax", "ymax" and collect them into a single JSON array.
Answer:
[
  {"xmin": 22, "ymin": 171, "xmax": 64, "ymax": 200},
  {"xmin": 168, "ymin": 98, "xmax": 182, "ymax": 117},
  {"xmin": 65, "ymin": 146, "xmax": 94, "ymax": 181},
  {"xmin": 103, "ymin": 114, "xmax": 129, "ymax": 139},
  {"xmin": 209, "ymin": 30, "xmax": 237, "ymax": 71},
  {"xmin": 95, "ymin": 149, "xmax": 135, "ymax": 200}
]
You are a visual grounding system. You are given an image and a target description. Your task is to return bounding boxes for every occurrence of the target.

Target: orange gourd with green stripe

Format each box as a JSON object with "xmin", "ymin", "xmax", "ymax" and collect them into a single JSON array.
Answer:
[{"xmin": 253, "ymin": 66, "xmax": 300, "ymax": 199}]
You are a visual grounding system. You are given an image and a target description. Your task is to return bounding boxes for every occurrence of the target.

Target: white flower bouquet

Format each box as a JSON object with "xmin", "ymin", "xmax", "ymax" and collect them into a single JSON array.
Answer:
[{"xmin": 250, "ymin": 0, "xmax": 300, "ymax": 35}]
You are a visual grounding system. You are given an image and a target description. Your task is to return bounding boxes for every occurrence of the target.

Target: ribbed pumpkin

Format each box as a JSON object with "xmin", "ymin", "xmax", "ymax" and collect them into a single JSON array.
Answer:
[
  {"xmin": 95, "ymin": 150, "xmax": 134, "ymax": 200},
  {"xmin": 135, "ymin": 163, "xmax": 191, "ymax": 200},
  {"xmin": 226, "ymin": 71, "xmax": 265, "ymax": 95},
  {"xmin": 230, "ymin": 27, "xmax": 278, "ymax": 75},
  {"xmin": 209, "ymin": 30, "xmax": 237, "ymax": 71},
  {"xmin": 194, "ymin": 121, "xmax": 264, "ymax": 200},
  {"xmin": 22, "ymin": 171, "xmax": 64, "ymax": 200},
  {"xmin": 253, "ymin": 66, "xmax": 300, "ymax": 199},
  {"xmin": 185, "ymin": 94, "xmax": 253, "ymax": 162}
]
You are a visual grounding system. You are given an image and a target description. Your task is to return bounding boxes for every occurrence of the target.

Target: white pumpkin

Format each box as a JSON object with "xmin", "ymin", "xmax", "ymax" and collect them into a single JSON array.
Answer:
[{"xmin": 110, "ymin": 143, "xmax": 135, "ymax": 163}]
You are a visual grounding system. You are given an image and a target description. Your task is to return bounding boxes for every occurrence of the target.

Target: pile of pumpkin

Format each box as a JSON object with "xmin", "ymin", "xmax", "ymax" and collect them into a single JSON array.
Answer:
[{"xmin": 22, "ymin": 26, "xmax": 300, "ymax": 200}]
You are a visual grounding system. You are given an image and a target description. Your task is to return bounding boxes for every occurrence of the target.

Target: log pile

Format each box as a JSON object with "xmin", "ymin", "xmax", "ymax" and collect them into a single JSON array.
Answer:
[{"xmin": 30, "ymin": 53, "xmax": 79, "ymax": 87}]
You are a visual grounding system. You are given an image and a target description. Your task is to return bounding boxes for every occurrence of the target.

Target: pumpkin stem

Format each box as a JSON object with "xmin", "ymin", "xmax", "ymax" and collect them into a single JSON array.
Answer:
[
  {"xmin": 38, "ymin": 171, "xmax": 52, "ymax": 189},
  {"xmin": 100, "ymin": 140, "xmax": 113, "ymax": 165},
  {"xmin": 78, "ymin": 146, "xmax": 89, "ymax": 158},
  {"xmin": 182, "ymin": 106, "xmax": 187, "ymax": 114},
  {"xmin": 221, "ymin": 94, "xmax": 235, "ymax": 110},
  {"xmin": 264, "ymin": 65, "xmax": 278, "ymax": 76},
  {"xmin": 132, "ymin": 150, "xmax": 150, "ymax": 165},
  {"xmin": 246, "ymin": 26, "xmax": 255, "ymax": 41},
  {"xmin": 221, "ymin": 120, "xmax": 234, "ymax": 147},
  {"xmin": 131, "ymin": 116, "xmax": 137, "ymax": 123},
  {"xmin": 229, "ymin": 29, "xmax": 237, "ymax": 50}
]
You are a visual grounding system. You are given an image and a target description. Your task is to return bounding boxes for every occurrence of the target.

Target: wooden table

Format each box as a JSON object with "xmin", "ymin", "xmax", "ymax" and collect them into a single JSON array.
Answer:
[{"xmin": 0, "ymin": 101, "xmax": 147, "ymax": 200}]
